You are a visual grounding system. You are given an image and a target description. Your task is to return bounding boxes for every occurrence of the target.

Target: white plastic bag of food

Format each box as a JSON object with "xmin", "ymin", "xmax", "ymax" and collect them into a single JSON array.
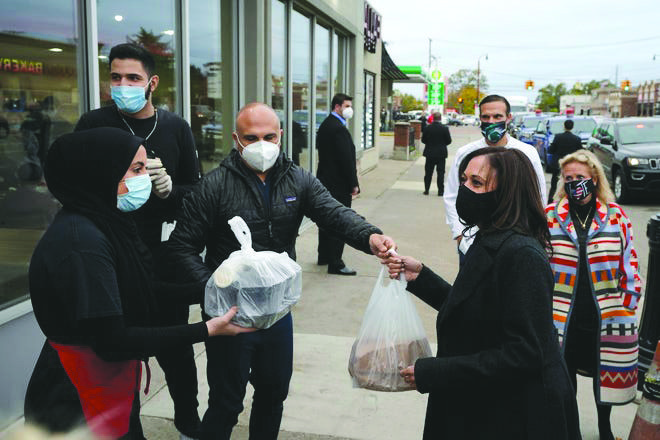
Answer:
[
  {"xmin": 204, "ymin": 216, "xmax": 302, "ymax": 329},
  {"xmin": 348, "ymin": 265, "xmax": 432, "ymax": 391}
]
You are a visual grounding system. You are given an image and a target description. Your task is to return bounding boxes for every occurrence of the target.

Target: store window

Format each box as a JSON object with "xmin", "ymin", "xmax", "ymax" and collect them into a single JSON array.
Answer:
[
  {"xmin": 333, "ymin": 33, "xmax": 347, "ymax": 96},
  {"xmin": 189, "ymin": 0, "xmax": 223, "ymax": 171},
  {"xmin": 362, "ymin": 71, "xmax": 375, "ymax": 150},
  {"xmin": 271, "ymin": 0, "xmax": 288, "ymax": 160},
  {"xmin": 291, "ymin": 10, "xmax": 310, "ymax": 170},
  {"xmin": 96, "ymin": 0, "xmax": 176, "ymax": 111},
  {"xmin": 0, "ymin": 1, "xmax": 81, "ymax": 310},
  {"xmin": 314, "ymin": 23, "xmax": 330, "ymax": 167}
]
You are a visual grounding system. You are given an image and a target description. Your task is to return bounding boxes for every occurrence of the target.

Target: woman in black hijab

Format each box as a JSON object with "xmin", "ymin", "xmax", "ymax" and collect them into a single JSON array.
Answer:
[{"xmin": 24, "ymin": 128, "xmax": 252, "ymax": 439}]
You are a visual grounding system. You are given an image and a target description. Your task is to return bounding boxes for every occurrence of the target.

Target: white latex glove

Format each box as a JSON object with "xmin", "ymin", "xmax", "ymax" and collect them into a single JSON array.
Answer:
[{"xmin": 146, "ymin": 158, "xmax": 172, "ymax": 199}]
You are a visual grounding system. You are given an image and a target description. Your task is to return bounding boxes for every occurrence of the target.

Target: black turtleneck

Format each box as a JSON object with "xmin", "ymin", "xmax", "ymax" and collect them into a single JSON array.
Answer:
[{"xmin": 568, "ymin": 196, "xmax": 598, "ymax": 332}]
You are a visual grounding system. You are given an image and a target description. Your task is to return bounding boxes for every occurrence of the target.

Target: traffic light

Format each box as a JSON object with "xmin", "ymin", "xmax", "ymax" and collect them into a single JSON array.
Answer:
[
  {"xmin": 621, "ymin": 80, "xmax": 631, "ymax": 91},
  {"xmin": 457, "ymin": 97, "xmax": 463, "ymax": 104},
  {"xmin": 525, "ymin": 80, "xmax": 534, "ymax": 90}
]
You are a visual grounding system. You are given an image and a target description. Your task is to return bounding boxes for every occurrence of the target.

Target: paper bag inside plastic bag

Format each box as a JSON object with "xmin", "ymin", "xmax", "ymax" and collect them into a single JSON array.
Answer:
[
  {"xmin": 204, "ymin": 216, "xmax": 302, "ymax": 329},
  {"xmin": 348, "ymin": 266, "xmax": 432, "ymax": 391}
]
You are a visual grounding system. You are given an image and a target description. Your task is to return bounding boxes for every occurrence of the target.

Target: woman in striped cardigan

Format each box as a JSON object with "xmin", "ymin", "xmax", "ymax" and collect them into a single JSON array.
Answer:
[{"xmin": 547, "ymin": 150, "xmax": 642, "ymax": 440}]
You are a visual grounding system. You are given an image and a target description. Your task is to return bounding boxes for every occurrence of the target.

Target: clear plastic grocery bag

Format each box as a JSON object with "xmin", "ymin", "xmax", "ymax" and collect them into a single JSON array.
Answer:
[
  {"xmin": 348, "ymin": 265, "xmax": 432, "ymax": 392},
  {"xmin": 204, "ymin": 216, "xmax": 302, "ymax": 329}
]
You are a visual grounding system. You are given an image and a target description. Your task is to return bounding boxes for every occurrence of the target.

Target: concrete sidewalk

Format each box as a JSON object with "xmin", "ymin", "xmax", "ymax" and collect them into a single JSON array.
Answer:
[{"xmin": 140, "ymin": 131, "xmax": 638, "ymax": 439}]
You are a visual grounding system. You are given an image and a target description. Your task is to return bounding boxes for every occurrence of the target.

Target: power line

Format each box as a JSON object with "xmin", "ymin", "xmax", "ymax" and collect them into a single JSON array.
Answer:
[{"xmin": 383, "ymin": 35, "xmax": 660, "ymax": 51}]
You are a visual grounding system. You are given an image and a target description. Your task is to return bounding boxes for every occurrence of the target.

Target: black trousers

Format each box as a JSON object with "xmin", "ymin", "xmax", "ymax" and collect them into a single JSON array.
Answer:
[
  {"xmin": 318, "ymin": 191, "xmax": 352, "ymax": 268},
  {"xmin": 201, "ymin": 313, "xmax": 293, "ymax": 440},
  {"xmin": 154, "ymin": 301, "xmax": 200, "ymax": 432},
  {"xmin": 424, "ymin": 156, "xmax": 446, "ymax": 194},
  {"xmin": 548, "ymin": 170, "xmax": 560, "ymax": 204}
]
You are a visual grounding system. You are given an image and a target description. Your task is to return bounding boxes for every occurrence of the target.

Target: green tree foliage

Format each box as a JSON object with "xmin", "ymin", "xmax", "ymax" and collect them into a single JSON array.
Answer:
[
  {"xmin": 568, "ymin": 79, "xmax": 611, "ymax": 95},
  {"xmin": 447, "ymin": 69, "xmax": 488, "ymax": 93},
  {"xmin": 536, "ymin": 83, "xmax": 567, "ymax": 112},
  {"xmin": 445, "ymin": 69, "xmax": 488, "ymax": 114},
  {"xmin": 394, "ymin": 90, "xmax": 424, "ymax": 113}
]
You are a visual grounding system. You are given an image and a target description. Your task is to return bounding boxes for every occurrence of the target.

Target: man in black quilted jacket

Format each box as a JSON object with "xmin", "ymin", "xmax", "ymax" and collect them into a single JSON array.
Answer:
[{"xmin": 165, "ymin": 102, "xmax": 395, "ymax": 440}]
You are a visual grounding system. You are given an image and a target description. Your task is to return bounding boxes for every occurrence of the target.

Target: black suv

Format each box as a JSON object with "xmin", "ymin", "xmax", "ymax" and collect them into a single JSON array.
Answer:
[{"xmin": 587, "ymin": 117, "xmax": 660, "ymax": 203}]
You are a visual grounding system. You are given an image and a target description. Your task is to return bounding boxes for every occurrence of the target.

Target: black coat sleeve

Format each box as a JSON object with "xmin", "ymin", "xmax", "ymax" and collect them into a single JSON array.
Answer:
[
  {"xmin": 164, "ymin": 174, "xmax": 219, "ymax": 284},
  {"xmin": 406, "ymin": 265, "xmax": 452, "ymax": 311},
  {"xmin": 414, "ymin": 245, "xmax": 556, "ymax": 394},
  {"xmin": 83, "ymin": 315, "xmax": 208, "ymax": 361},
  {"xmin": 303, "ymin": 170, "xmax": 381, "ymax": 254}
]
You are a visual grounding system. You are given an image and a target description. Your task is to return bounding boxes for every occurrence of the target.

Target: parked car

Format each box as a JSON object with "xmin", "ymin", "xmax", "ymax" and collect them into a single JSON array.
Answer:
[
  {"xmin": 509, "ymin": 112, "xmax": 534, "ymax": 138},
  {"xmin": 532, "ymin": 116, "xmax": 597, "ymax": 170},
  {"xmin": 517, "ymin": 115, "xmax": 549, "ymax": 145},
  {"xmin": 447, "ymin": 116, "xmax": 465, "ymax": 126},
  {"xmin": 586, "ymin": 117, "xmax": 660, "ymax": 203},
  {"xmin": 461, "ymin": 115, "xmax": 479, "ymax": 126}
]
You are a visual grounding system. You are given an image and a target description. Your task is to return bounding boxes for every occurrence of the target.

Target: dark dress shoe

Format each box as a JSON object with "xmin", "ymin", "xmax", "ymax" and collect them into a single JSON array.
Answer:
[
  {"xmin": 423, "ymin": 190, "xmax": 429, "ymax": 195},
  {"xmin": 328, "ymin": 266, "xmax": 357, "ymax": 276}
]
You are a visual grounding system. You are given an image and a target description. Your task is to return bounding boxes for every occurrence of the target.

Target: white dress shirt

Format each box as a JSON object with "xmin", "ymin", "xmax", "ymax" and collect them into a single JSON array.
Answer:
[{"xmin": 443, "ymin": 134, "xmax": 547, "ymax": 254}]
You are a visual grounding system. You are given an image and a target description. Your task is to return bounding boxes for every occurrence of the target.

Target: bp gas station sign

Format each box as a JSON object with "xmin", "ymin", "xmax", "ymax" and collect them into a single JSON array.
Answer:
[{"xmin": 428, "ymin": 69, "xmax": 444, "ymax": 106}]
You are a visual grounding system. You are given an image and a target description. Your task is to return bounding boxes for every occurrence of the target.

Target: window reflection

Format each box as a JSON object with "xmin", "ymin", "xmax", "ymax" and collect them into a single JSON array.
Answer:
[
  {"xmin": 291, "ymin": 10, "xmax": 310, "ymax": 170},
  {"xmin": 189, "ymin": 0, "xmax": 223, "ymax": 172},
  {"xmin": 362, "ymin": 71, "xmax": 375, "ymax": 150},
  {"xmin": 271, "ymin": 0, "xmax": 288, "ymax": 161},
  {"xmin": 314, "ymin": 24, "xmax": 330, "ymax": 168},
  {"xmin": 0, "ymin": 1, "xmax": 79, "ymax": 309},
  {"xmin": 97, "ymin": 0, "xmax": 176, "ymax": 111}
]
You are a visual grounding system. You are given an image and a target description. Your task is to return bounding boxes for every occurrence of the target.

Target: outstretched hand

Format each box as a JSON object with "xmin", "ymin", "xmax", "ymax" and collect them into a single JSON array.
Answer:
[
  {"xmin": 206, "ymin": 307, "xmax": 257, "ymax": 336},
  {"xmin": 369, "ymin": 234, "xmax": 396, "ymax": 259},
  {"xmin": 381, "ymin": 252, "xmax": 423, "ymax": 281}
]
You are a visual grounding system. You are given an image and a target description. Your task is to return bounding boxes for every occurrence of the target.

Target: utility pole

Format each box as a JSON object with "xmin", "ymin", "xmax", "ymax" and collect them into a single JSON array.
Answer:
[
  {"xmin": 615, "ymin": 64, "xmax": 619, "ymax": 88},
  {"xmin": 477, "ymin": 54, "xmax": 488, "ymax": 112},
  {"xmin": 428, "ymin": 38, "xmax": 432, "ymax": 72}
]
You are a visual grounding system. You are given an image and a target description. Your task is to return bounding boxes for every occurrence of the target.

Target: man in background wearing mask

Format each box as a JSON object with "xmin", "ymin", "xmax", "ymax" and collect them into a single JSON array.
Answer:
[
  {"xmin": 444, "ymin": 95, "xmax": 546, "ymax": 264},
  {"xmin": 315, "ymin": 93, "xmax": 360, "ymax": 275},
  {"xmin": 165, "ymin": 102, "xmax": 396, "ymax": 440},
  {"xmin": 75, "ymin": 43, "xmax": 203, "ymax": 439}
]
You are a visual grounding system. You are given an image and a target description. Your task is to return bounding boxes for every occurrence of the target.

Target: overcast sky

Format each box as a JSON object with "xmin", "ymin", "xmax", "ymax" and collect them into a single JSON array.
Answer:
[{"xmin": 369, "ymin": 0, "xmax": 660, "ymax": 102}]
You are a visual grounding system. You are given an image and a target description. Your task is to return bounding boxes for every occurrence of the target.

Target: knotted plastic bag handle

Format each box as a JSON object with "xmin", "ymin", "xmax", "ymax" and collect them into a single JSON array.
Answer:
[{"xmin": 228, "ymin": 216, "xmax": 253, "ymax": 251}]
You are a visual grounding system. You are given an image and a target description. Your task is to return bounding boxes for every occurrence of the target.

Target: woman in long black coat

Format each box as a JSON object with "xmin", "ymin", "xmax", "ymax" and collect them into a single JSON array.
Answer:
[{"xmin": 385, "ymin": 147, "xmax": 581, "ymax": 439}]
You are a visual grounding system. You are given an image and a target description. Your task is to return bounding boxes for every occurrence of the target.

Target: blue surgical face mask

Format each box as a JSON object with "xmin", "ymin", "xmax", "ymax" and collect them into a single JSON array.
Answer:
[
  {"xmin": 117, "ymin": 174, "xmax": 151, "ymax": 212},
  {"xmin": 111, "ymin": 79, "xmax": 151, "ymax": 114}
]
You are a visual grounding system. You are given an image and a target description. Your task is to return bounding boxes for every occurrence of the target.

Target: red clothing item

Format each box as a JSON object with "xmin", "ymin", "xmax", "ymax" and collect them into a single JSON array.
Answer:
[{"xmin": 50, "ymin": 341, "xmax": 141, "ymax": 438}]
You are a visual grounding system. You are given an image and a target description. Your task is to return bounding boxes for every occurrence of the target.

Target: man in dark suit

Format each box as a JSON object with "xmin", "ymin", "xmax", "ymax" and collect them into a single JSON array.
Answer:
[
  {"xmin": 547, "ymin": 119, "xmax": 583, "ymax": 203},
  {"xmin": 316, "ymin": 93, "xmax": 359, "ymax": 276},
  {"xmin": 421, "ymin": 112, "xmax": 452, "ymax": 196}
]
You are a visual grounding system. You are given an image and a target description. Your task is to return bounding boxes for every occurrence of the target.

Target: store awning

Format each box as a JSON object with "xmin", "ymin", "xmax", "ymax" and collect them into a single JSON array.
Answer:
[{"xmin": 381, "ymin": 45, "xmax": 408, "ymax": 81}]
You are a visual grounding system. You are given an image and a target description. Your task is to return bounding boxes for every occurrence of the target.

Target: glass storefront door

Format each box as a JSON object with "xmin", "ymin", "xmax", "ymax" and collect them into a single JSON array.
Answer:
[
  {"xmin": 291, "ymin": 9, "xmax": 311, "ymax": 170},
  {"xmin": 189, "ymin": 0, "xmax": 224, "ymax": 170},
  {"xmin": 96, "ymin": 0, "xmax": 177, "ymax": 111},
  {"xmin": 0, "ymin": 1, "xmax": 82, "ymax": 310}
]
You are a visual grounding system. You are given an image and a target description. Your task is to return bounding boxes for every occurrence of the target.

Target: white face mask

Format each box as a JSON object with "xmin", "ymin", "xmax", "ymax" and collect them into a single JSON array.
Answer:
[
  {"xmin": 236, "ymin": 137, "xmax": 280, "ymax": 172},
  {"xmin": 342, "ymin": 107, "xmax": 354, "ymax": 120}
]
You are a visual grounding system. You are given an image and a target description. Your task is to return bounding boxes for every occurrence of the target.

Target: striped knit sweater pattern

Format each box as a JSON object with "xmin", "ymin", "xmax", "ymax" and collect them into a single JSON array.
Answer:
[{"xmin": 546, "ymin": 197, "xmax": 643, "ymax": 404}]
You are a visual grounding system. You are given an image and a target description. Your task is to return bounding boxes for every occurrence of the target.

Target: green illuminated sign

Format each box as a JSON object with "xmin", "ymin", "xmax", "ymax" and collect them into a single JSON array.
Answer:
[{"xmin": 428, "ymin": 82, "xmax": 444, "ymax": 105}]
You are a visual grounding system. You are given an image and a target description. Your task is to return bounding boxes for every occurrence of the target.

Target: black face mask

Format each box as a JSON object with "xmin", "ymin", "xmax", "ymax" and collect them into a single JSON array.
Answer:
[
  {"xmin": 456, "ymin": 184, "xmax": 498, "ymax": 227},
  {"xmin": 564, "ymin": 178, "xmax": 595, "ymax": 202}
]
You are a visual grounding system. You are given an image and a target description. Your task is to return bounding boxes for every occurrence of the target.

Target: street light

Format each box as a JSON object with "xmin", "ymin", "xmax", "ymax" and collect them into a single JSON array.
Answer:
[{"xmin": 477, "ymin": 54, "xmax": 488, "ymax": 109}]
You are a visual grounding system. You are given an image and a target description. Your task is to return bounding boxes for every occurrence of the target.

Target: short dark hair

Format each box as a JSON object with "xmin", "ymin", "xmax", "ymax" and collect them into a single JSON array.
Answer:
[
  {"xmin": 458, "ymin": 146, "xmax": 550, "ymax": 249},
  {"xmin": 564, "ymin": 119, "xmax": 574, "ymax": 130},
  {"xmin": 109, "ymin": 43, "xmax": 156, "ymax": 77},
  {"xmin": 331, "ymin": 93, "xmax": 353, "ymax": 111},
  {"xmin": 479, "ymin": 95, "xmax": 510, "ymax": 115}
]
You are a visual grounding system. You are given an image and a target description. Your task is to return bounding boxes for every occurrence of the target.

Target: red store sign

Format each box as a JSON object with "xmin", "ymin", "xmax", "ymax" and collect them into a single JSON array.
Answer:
[{"xmin": 2, "ymin": 58, "xmax": 44, "ymax": 75}]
